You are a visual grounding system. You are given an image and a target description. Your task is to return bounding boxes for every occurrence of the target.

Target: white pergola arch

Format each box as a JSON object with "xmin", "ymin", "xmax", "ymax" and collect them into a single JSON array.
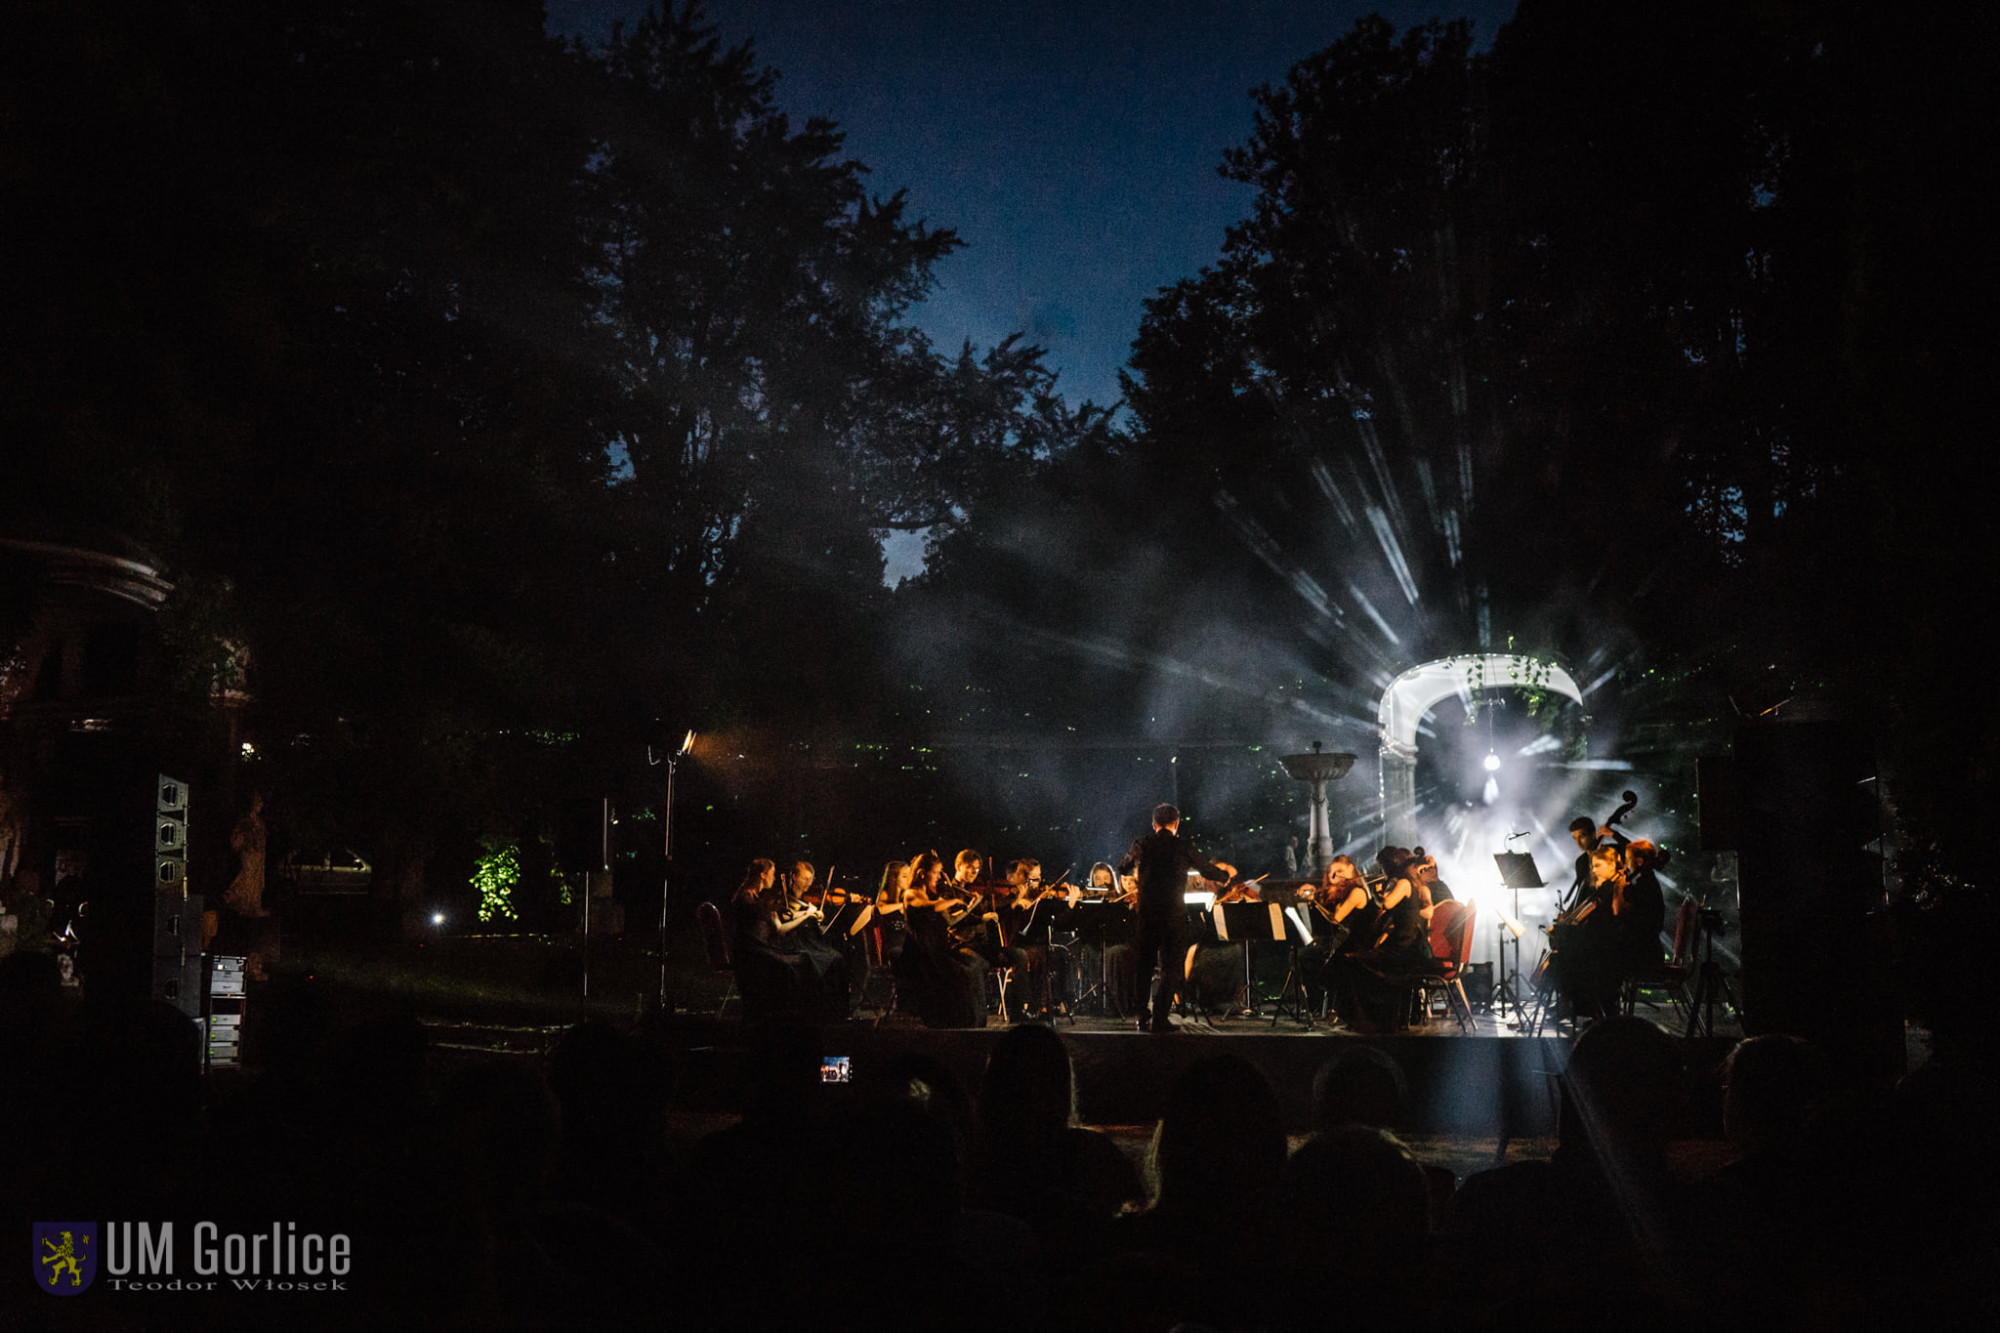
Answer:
[{"xmin": 1376, "ymin": 654, "xmax": 1584, "ymax": 843}]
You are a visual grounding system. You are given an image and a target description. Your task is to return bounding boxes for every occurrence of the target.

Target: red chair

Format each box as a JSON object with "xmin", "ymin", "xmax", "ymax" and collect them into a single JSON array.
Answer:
[
  {"xmin": 1411, "ymin": 900, "xmax": 1478, "ymax": 1033},
  {"xmin": 694, "ymin": 900, "xmax": 739, "ymax": 1019}
]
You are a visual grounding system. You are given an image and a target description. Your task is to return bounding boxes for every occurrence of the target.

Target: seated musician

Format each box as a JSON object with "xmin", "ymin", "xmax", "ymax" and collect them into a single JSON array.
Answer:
[
  {"xmin": 899, "ymin": 851, "xmax": 989, "ymax": 1028},
  {"xmin": 1299, "ymin": 854, "xmax": 1374, "ymax": 1013},
  {"xmin": 1184, "ymin": 868, "xmax": 1246, "ymax": 1015},
  {"xmin": 727, "ymin": 858, "xmax": 821, "ymax": 1020},
  {"xmin": 1215, "ymin": 873, "xmax": 1262, "ymax": 903},
  {"xmin": 1075, "ymin": 861, "xmax": 1140, "ymax": 1017},
  {"xmin": 871, "ymin": 859, "xmax": 914, "ymax": 960},
  {"xmin": 1617, "ymin": 840, "xmax": 1670, "ymax": 969},
  {"xmin": 948, "ymin": 848, "xmax": 1003, "ymax": 966},
  {"xmin": 1330, "ymin": 848, "xmax": 1431, "ymax": 1034},
  {"xmin": 999, "ymin": 858, "xmax": 1081, "ymax": 1020},
  {"xmin": 783, "ymin": 860, "xmax": 852, "ymax": 1017},
  {"xmin": 1410, "ymin": 849, "xmax": 1454, "ymax": 912},
  {"xmin": 1554, "ymin": 846, "xmax": 1629, "ymax": 1019}
]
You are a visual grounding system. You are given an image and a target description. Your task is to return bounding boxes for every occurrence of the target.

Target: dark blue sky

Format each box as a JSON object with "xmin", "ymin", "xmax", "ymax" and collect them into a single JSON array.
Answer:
[{"xmin": 548, "ymin": 1, "xmax": 1519, "ymax": 410}]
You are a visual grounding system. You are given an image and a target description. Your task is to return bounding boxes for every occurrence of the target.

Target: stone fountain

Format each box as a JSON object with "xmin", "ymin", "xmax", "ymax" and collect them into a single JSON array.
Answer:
[{"xmin": 1279, "ymin": 741, "xmax": 1356, "ymax": 879}]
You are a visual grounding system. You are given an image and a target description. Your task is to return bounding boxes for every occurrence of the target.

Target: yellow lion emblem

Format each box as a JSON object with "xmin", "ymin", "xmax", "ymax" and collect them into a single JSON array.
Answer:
[{"xmin": 42, "ymin": 1230, "xmax": 86, "ymax": 1287}]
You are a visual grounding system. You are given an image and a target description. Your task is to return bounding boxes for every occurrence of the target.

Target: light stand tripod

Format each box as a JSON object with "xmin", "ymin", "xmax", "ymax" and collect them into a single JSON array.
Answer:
[
  {"xmin": 1683, "ymin": 902, "xmax": 1733, "ymax": 1039},
  {"xmin": 647, "ymin": 727, "xmax": 695, "ymax": 1014}
]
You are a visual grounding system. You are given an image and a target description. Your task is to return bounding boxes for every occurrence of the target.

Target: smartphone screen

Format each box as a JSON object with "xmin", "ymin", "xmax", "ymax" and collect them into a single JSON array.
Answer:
[{"xmin": 820, "ymin": 1055, "xmax": 852, "ymax": 1084}]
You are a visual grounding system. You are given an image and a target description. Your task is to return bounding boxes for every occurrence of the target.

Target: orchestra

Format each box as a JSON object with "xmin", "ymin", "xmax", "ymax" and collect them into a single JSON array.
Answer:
[{"xmin": 717, "ymin": 795, "xmax": 1678, "ymax": 1031}]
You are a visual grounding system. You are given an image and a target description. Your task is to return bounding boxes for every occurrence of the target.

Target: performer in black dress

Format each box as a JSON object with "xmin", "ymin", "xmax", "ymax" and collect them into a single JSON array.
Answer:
[
  {"xmin": 1554, "ymin": 846, "xmax": 1628, "ymax": 1019},
  {"xmin": 1615, "ymin": 840, "xmax": 1670, "ymax": 973},
  {"xmin": 899, "ymin": 851, "xmax": 989, "ymax": 1028},
  {"xmin": 1331, "ymin": 848, "xmax": 1432, "ymax": 1034},
  {"xmin": 727, "ymin": 858, "xmax": 823, "ymax": 1020},
  {"xmin": 1119, "ymin": 804, "xmax": 1236, "ymax": 1033},
  {"xmin": 1298, "ymin": 855, "xmax": 1375, "ymax": 1015},
  {"xmin": 1411, "ymin": 850, "xmax": 1454, "ymax": 907},
  {"xmin": 782, "ymin": 860, "xmax": 852, "ymax": 1018}
]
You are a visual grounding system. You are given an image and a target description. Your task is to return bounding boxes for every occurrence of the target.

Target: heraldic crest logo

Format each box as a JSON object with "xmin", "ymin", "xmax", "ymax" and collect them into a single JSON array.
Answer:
[{"xmin": 35, "ymin": 1223, "xmax": 97, "ymax": 1295}]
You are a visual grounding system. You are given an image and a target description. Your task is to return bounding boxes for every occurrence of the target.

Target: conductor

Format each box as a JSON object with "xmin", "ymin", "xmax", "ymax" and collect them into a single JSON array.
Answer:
[{"xmin": 1119, "ymin": 803, "xmax": 1236, "ymax": 1033}]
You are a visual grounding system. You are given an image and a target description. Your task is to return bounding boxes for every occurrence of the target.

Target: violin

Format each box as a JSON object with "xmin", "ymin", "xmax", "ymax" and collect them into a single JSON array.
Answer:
[
  {"xmin": 1214, "ymin": 873, "xmax": 1269, "ymax": 903},
  {"xmin": 774, "ymin": 894, "xmax": 824, "ymax": 932}
]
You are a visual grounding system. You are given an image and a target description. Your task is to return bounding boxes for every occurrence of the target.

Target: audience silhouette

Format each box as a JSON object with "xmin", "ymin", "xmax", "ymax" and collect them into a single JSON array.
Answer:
[{"xmin": 6, "ymin": 970, "xmax": 1996, "ymax": 1330}]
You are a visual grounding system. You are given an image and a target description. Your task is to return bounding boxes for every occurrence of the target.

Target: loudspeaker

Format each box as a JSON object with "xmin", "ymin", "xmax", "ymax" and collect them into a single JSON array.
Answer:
[
  {"xmin": 155, "ymin": 815, "xmax": 187, "ymax": 854},
  {"xmin": 1733, "ymin": 720, "xmax": 1898, "ymax": 1082},
  {"xmin": 1463, "ymin": 960, "xmax": 1494, "ymax": 1010},
  {"xmin": 1696, "ymin": 754, "xmax": 1740, "ymax": 852},
  {"xmin": 150, "ymin": 774, "xmax": 198, "ymax": 1018},
  {"xmin": 152, "ymin": 953, "xmax": 203, "ymax": 1008},
  {"xmin": 156, "ymin": 777, "xmax": 188, "ymax": 814},
  {"xmin": 152, "ymin": 890, "xmax": 201, "ymax": 957}
]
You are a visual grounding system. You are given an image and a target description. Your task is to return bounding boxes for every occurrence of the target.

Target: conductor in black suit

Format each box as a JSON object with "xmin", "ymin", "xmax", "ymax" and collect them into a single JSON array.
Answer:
[{"xmin": 1119, "ymin": 803, "xmax": 1235, "ymax": 1032}]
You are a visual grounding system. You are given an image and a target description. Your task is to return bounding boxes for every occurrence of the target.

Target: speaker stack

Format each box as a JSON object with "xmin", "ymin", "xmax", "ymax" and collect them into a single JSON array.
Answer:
[{"xmin": 151, "ymin": 775, "xmax": 204, "ymax": 1021}]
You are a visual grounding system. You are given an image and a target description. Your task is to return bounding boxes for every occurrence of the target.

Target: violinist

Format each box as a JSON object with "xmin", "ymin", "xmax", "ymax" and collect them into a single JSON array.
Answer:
[
  {"xmin": 871, "ymin": 859, "xmax": 915, "ymax": 964},
  {"xmin": 999, "ymin": 858, "xmax": 1082, "ymax": 1020},
  {"xmin": 784, "ymin": 861, "xmax": 853, "ymax": 1017},
  {"xmin": 948, "ymin": 848, "xmax": 1003, "ymax": 965},
  {"xmin": 1183, "ymin": 866, "xmax": 1249, "ymax": 1015},
  {"xmin": 1330, "ymin": 847, "xmax": 1431, "ymax": 1034},
  {"xmin": 1298, "ymin": 855, "xmax": 1374, "ymax": 1016},
  {"xmin": 1082, "ymin": 862, "xmax": 1142, "ymax": 1016},
  {"xmin": 899, "ymin": 851, "xmax": 989, "ymax": 1028},
  {"xmin": 727, "ymin": 858, "xmax": 831, "ymax": 1021}
]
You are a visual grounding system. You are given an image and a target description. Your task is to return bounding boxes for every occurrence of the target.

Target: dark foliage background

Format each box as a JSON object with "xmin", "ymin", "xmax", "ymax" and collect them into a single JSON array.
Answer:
[{"xmin": 3, "ymin": 1, "xmax": 1991, "ymax": 927}]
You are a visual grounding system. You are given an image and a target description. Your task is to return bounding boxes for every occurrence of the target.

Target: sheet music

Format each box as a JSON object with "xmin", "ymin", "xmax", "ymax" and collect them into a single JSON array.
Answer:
[
  {"xmin": 1286, "ymin": 904, "xmax": 1313, "ymax": 943},
  {"xmin": 1267, "ymin": 903, "xmax": 1286, "ymax": 942}
]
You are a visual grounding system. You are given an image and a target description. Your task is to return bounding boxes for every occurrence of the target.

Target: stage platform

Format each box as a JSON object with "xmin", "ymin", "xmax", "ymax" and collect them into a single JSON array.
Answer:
[{"xmin": 634, "ymin": 1006, "xmax": 1736, "ymax": 1141}]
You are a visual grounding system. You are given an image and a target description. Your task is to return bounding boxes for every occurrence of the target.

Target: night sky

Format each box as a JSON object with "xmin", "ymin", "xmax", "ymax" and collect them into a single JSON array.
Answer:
[{"xmin": 546, "ymin": 2, "xmax": 1521, "ymax": 413}]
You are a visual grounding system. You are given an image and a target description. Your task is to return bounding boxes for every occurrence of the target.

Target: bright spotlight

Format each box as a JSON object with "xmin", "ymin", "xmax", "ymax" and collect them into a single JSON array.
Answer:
[
  {"xmin": 1483, "ymin": 751, "xmax": 1501, "ymax": 772},
  {"xmin": 431, "ymin": 911, "xmax": 446, "ymax": 926}
]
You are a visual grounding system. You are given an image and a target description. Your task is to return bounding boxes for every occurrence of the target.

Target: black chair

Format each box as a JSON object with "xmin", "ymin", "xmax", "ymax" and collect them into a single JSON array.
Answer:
[{"xmin": 694, "ymin": 900, "xmax": 739, "ymax": 1018}]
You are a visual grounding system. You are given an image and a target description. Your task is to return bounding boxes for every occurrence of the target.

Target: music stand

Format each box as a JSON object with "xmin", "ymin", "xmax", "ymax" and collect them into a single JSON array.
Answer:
[
  {"xmin": 1212, "ymin": 901, "xmax": 1306, "ymax": 1020},
  {"xmin": 1272, "ymin": 902, "xmax": 1321, "ymax": 1028},
  {"xmin": 1491, "ymin": 851, "xmax": 1543, "ymax": 1025},
  {"xmin": 1070, "ymin": 901, "xmax": 1135, "ymax": 1016}
]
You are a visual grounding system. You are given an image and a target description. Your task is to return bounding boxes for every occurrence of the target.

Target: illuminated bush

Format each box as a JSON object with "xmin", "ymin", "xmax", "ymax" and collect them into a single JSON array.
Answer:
[{"xmin": 471, "ymin": 843, "xmax": 521, "ymax": 924}]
